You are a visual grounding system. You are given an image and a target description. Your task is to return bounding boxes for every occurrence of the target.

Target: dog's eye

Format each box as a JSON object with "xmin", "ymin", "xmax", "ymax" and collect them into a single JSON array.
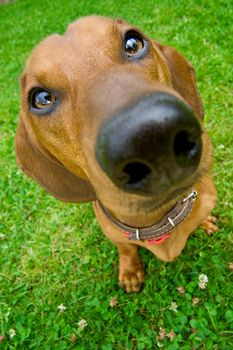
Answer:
[
  {"xmin": 124, "ymin": 31, "xmax": 145, "ymax": 58},
  {"xmin": 29, "ymin": 88, "xmax": 58, "ymax": 116},
  {"xmin": 30, "ymin": 89, "xmax": 56, "ymax": 109}
]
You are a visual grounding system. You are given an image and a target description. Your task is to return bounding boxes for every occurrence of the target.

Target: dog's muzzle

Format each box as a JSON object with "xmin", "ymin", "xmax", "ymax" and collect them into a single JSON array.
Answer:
[{"xmin": 95, "ymin": 92, "xmax": 202, "ymax": 196}]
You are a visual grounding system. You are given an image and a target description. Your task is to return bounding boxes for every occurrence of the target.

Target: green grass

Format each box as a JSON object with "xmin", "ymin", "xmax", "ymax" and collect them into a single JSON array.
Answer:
[{"xmin": 0, "ymin": 0, "xmax": 232, "ymax": 348}]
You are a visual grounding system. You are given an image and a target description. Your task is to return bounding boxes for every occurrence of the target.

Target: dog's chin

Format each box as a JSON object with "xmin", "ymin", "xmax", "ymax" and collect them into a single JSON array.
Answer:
[
  {"xmin": 97, "ymin": 177, "xmax": 198, "ymax": 218},
  {"xmin": 124, "ymin": 185, "xmax": 192, "ymax": 214},
  {"xmin": 93, "ymin": 162, "xmax": 205, "ymax": 217}
]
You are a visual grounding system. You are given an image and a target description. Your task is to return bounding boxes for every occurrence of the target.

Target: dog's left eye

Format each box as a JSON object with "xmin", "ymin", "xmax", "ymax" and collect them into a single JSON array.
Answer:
[
  {"xmin": 124, "ymin": 31, "xmax": 146, "ymax": 59},
  {"xmin": 29, "ymin": 88, "xmax": 57, "ymax": 115}
]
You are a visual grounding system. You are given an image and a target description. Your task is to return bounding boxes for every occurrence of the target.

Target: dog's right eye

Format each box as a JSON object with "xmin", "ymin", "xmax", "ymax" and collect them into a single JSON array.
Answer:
[{"xmin": 29, "ymin": 88, "xmax": 57, "ymax": 115}]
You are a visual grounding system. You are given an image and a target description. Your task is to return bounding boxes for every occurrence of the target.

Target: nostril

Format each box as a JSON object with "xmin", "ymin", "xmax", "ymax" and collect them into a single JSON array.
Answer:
[
  {"xmin": 122, "ymin": 161, "xmax": 151, "ymax": 188},
  {"xmin": 173, "ymin": 130, "xmax": 201, "ymax": 166}
]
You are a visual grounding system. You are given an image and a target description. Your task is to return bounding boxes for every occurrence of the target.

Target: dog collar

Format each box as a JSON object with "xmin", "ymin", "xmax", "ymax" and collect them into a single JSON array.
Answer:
[{"xmin": 98, "ymin": 191, "xmax": 197, "ymax": 244}]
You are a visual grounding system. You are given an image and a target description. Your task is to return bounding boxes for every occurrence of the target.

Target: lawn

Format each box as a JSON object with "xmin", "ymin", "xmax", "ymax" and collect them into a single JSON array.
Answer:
[{"xmin": 0, "ymin": 0, "xmax": 232, "ymax": 349}]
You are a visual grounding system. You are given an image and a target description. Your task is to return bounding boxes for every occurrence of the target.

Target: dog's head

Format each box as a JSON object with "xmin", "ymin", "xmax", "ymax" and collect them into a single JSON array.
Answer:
[{"xmin": 15, "ymin": 16, "xmax": 213, "ymax": 217}]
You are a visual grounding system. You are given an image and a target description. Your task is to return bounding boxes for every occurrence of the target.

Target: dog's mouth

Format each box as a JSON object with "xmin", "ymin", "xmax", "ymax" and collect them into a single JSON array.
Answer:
[
  {"xmin": 120, "ymin": 161, "xmax": 152, "ymax": 192},
  {"xmin": 93, "ymin": 161, "xmax": 202, "ymax": 221}
]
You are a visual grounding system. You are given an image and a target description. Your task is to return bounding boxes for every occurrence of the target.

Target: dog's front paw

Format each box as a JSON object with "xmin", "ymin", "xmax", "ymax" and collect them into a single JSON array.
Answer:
[
  {"xmin": 119, "ymin": 267, "xmax": 145, "ymax": 293},
  {"xmin": 201, "ymin": 215, "xmax": 218, "ymax": 235}
]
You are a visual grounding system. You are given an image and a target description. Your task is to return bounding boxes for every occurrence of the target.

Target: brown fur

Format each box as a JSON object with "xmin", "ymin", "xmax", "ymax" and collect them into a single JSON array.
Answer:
[{"xmin": 15, "ymin": 16, "xmax": 217, "ymax": 292}]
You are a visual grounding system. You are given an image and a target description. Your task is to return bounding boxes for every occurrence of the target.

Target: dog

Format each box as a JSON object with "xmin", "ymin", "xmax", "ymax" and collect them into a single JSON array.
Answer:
[{"xmin": 15, "ymin": 16, "xmax": 217, "ymax": 292}]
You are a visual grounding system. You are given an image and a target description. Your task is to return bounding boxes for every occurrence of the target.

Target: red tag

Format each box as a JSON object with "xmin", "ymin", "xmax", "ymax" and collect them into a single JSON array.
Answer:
[
  {"xmin": 147, "ymin": 233, "xmax": 170, "ymax": 245},
  {"xmin": 123, "ymin": 232, "xmax": 130, "ymax": 238}
]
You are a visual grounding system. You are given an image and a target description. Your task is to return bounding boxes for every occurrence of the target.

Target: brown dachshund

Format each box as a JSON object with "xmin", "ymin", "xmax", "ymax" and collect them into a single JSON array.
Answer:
[{"xmin": 15, "ymin": 16, "xmax": 217, "ymax": 292}]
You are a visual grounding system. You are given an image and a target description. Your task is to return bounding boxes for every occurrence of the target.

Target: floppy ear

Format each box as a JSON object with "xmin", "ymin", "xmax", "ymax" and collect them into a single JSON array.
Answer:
[
  {"xmin": 15, "ymin": 116, "xmax": 96, "ymax": 203},
  {"xmin": 155, "ymin": 41, "xmax": 204, "ymax": 118}
]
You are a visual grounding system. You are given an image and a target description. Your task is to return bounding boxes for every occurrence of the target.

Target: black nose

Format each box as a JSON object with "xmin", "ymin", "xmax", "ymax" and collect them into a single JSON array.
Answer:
[{"xmin": 95, "ymin": 93, "xmax": 202, "ymax": 195}]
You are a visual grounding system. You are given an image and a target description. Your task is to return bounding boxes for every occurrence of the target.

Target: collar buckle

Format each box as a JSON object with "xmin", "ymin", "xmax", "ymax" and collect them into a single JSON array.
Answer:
[{"xmin": 183, "ymin": 190, "xmax": 197, "ymax": 202}]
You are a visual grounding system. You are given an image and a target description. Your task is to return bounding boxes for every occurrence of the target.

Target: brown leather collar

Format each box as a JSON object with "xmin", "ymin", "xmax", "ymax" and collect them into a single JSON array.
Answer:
[{"xmin": 98, "ymin": 191, "xmax": 197, "ymax": 243}]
